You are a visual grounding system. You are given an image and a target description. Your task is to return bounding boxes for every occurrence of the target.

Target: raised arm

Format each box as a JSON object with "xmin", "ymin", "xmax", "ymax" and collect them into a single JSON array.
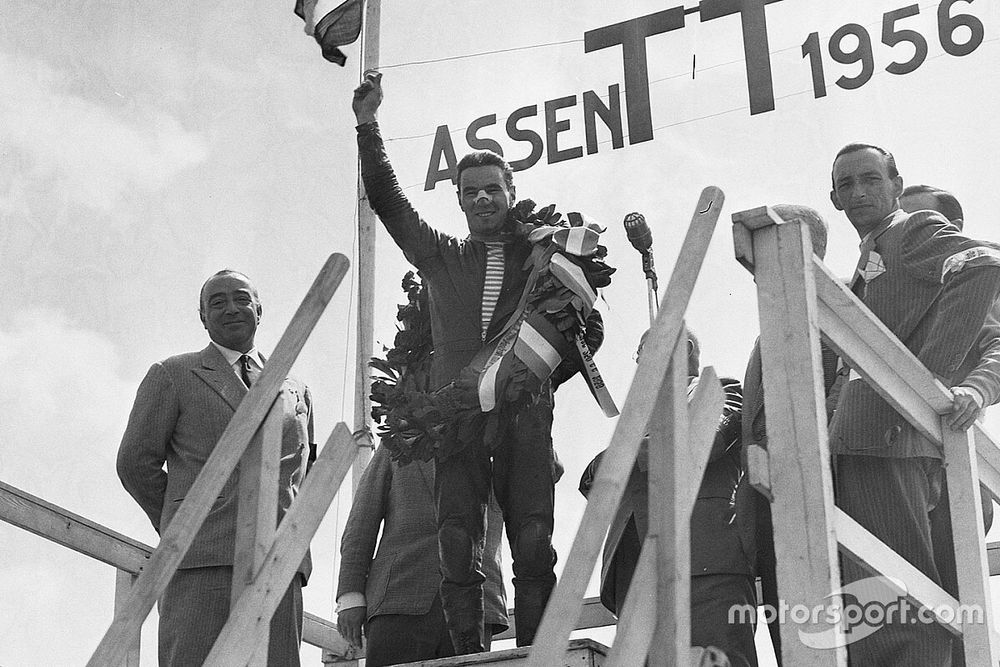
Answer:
[{"xmin": 352, "ymin": 72, "xmax": 449, "ymax": 267}]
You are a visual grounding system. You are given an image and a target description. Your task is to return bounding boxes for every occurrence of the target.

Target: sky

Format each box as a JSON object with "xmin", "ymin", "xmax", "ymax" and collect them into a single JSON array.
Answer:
[{"xmin": 1, "ymin": 0, "xmax": 999, "ymax": 664}]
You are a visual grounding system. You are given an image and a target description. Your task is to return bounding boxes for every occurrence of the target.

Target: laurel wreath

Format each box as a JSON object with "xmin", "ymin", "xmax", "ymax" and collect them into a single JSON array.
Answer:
[{"xmin": 369, "ymin": 200, "xmax": 614, "ymax": 464}]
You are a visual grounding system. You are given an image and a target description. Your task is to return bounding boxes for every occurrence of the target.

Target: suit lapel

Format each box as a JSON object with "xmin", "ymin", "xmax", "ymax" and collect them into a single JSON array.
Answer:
[{"xmin": 193, "ymin": 344, "xmax": 247, "ymax": 412}]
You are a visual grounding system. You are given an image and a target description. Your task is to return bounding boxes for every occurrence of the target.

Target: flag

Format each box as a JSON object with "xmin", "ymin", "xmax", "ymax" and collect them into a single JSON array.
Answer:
[{"xmin": 295, "ymin": 0, "xmax": 363, "ymax": 66}]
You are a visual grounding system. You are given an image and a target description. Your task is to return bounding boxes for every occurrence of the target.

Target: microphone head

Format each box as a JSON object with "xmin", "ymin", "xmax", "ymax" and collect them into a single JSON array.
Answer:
[{"xmin": 623, "ymin": 212, "xmax": 653, "ymax": 253}]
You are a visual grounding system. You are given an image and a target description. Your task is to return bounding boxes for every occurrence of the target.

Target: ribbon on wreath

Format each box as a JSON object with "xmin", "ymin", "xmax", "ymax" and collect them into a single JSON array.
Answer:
[{"xmin": 476, "ymin": 211, "xmax": 614, "ymax": 414}]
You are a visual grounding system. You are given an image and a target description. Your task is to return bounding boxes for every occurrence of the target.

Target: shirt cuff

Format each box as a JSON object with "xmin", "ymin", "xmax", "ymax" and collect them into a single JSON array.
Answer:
[
  {"xmin": 958, "ymin": 385, "xmax": 985, "ymax": 409},
  {"xmin": 336, "ymin": 592, "xmax": 366, "ymax": 613}
]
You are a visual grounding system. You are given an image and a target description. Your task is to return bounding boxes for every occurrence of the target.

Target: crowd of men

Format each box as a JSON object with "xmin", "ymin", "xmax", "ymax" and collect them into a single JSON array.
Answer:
[{"xmin": 113, "ymin": 69, "xmax": 1000, "ymax": 666}]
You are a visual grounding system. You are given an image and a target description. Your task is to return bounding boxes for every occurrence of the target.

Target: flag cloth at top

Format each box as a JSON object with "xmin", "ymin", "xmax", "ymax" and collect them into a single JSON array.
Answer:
[{"xmin": 295, "ymin": 0, "xmax": 363, "ymax": 66}]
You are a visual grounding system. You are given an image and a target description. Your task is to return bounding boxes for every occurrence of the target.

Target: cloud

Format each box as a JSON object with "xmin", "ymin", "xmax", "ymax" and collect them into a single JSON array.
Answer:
[
  {"xmin": 0, "ymin": 308, "xmax": 162, "ymax": 664},
  {"xmin": 0, "ymin": 308, "xmax": 153, "ymax": 535},
  {"xmin": 0, "ymin": 50, "xmax": 208, "ymax": 213}
]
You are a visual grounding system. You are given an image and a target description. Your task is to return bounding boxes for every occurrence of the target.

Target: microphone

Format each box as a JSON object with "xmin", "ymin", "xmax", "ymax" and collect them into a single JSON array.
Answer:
[
  {"xmin": 623, "ymin": 212, "xmax": 658, "ymax": 324},
  {"xmin": 623, "ymin": 212, "xmax": 653, "ymax": 254}
]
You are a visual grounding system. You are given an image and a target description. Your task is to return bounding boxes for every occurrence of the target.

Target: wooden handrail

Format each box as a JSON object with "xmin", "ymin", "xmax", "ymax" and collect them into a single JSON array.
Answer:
[
  {"xmin": 528, "ymin": 186, "xmax": 726, "ymax": 667},
  {"xmin": 734, "ymin": 207, "xmax": 1000, "ymax": 666},
  {"xmin": 0, "ymin": 479, "xmax": 344, "ymax": 652}
]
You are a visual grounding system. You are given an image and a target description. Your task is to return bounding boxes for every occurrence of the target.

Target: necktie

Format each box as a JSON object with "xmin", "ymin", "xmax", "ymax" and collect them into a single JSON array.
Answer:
[
  {"xmin": 239, "ymin": 354, "xmax": 253, "ymax": 388},
  {"xmin": 481, "ymin": 242, "xmax": 505, "ymax": 340}
]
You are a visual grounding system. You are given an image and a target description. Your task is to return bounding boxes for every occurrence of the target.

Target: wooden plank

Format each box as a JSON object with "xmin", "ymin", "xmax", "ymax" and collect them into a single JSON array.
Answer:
[
  {"xmin": 606, "ymin": 538, "xmax": 656, "ymax": 667},
  {"xmin": 232, "ymin": 397, "xmax": 283, "ymax": 666},
  {"xmin": 942, "ymin": 425, "xmax": 998, "ymax": 663},
  {"xmin": 205, "ymin": 423, "xmax": 358, "ymax": 666},
  {"xmin": 648, "ymin": 337, "xmax": 691, "ymax": 666},
  {"xmin": 731, "ymin": 218, "xmax": 755, "ymax": 274},
  {"xmin": 745, "ymin": 444, "xmax": 772, "ymax": 499},
  {"xmin": 682, "ymin": 367, "xmax": 724, "ymax": 506},
  {"xmin": 731, "ymin": 205, "xmax": 786, "ymax": 231},
  {"xmin": 527, "ymin": 186, "xmax": 724, "ymax": 667},
  {"xmin": 88, "ymin": 253, "xmax": 350, "ymax": 667},
  {"xmin": 0, "ymin": 480, "xmax": 150, "ymax": 573},
  {"xmin": 749, "ymin": 216, "xmax": 845, "ymax": 666},
  {"xmin": 835, "ymin": 507, "xmax": 962, "ymax": 636},
  {"xmin": 813, "ymin": 258, "xmax": 946, "ymax": 443},
  {"xmin": 351, "ymin": 0, "xmax": 381, "ymax": 492},
  {"xmin": 113, "ymin": 569, "xmax": 140, "ymax": 667},
  {"xmin": 304, "ymin": 612, "xmax": 351, "ymax": 656},
  {"xmin": 975, "ymin": 425, "xmax": 1000, "ymax": 503},
  {"xmin": 0, "ymin": 481, "xmax": 347, "ymax": 653},
  {"xmin": 380, "ymin": 638, "xmax": 607, "ymax": 667},
  {"xmin": 492, "ymin": 597, "xmax": 616, "ymax": 642}
]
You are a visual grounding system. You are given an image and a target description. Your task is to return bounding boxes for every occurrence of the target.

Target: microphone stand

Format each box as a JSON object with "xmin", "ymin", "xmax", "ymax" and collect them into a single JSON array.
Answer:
[{"xmin": 641, "ymin": 250, "xmax": 658, "ymax": 326}]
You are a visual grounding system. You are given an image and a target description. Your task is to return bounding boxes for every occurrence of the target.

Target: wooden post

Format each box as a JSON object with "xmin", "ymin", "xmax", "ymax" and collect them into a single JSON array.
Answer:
[
  {"xmin": 205, "ymin": 423, "xmax": 359, "ymax": 666},
  {"xmin": 231, "ymin": 397, "xmax": 283, "ymax": 665},
  {"xmin": 113, "ymin": 569, "xmax": 140, "ymax": 667},
  {"xmin": 943, "ymin": 425, "xmax": 998, "ymax": 664},
  {"xmin": 647, "ymin": 331, "xmax": 691, "ymax": 665},
  {"xmin": 605, "ymin": 372, "xmax": 723, "ymax": 666},
  {"xmin": 732, "ymin": 208, "xmax": 845, "ymax": 665},
  {"xmin": 352, "ymin": 0, "xmax": 381, "ymax": 490},
  {"xmin": 527, "ymin": 186, "xmax": 724, "ymax": 667}
]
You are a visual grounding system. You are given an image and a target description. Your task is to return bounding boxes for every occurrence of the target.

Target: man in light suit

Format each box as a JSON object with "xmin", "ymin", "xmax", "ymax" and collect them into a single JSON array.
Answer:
[
  {"xmin": 828, "ymin": 144, "xmax": 1000, "ymax": 665},
  {"xmin": 336, "ymin": 444, "xmax": 508, "ymax": 666},
  {"xmin": 117, "ymin": 269, "xmax": 315, "ymax": 667}
]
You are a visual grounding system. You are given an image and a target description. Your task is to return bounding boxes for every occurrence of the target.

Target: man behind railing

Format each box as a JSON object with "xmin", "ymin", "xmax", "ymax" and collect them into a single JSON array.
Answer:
[
  {"xmin": 116, "ymin": 270, "xmax": 316, "ymax": 667},
  {"xmin": 899, "ymin": 184, "xmax": 1000, "ymax": 667},
  {"xmin": 828, "ymin": 144, "xmax": 1000, "ymax": 666},
  {"xmin": 580, "ymin": 331, "xmax": 754, "ymax": 667}
]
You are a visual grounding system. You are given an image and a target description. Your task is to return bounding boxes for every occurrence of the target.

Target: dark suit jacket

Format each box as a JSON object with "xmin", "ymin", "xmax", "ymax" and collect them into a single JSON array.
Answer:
[
  {"xmin": 117, "ymin": 344, "xmax": 315, "ymax": 576},
  {"xmin": 337, "ymin": 445, "xmax": 508, "ymax": 628},
  {"xmin": 828, "ymin": 209, "xmax": 1000, "ymax": 458},
  {"xmin": 358, "ymin": 123, "xmax": 534, "ymax": 389},
  {"xmin": 581, "ymin": 376, "xmax": 751, "ymax": 614}
]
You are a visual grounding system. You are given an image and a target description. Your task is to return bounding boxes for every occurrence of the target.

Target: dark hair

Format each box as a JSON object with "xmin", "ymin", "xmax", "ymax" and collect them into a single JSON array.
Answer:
[
  {"xmin": 772, "ymin": 204, "xmax": 829, "ymax": 259},
  {"xmin": 901, "ymin": 184, "xmax": 964, "ymax": 224},
  {"xmin": 199, "ymin": 269, "xmax": 258, "ymax": 312},
  {"xmin": 455, "ymin": 150, "xmax": 515, "ymax": 193},
  {"xmin": 831, "ymin": 142, "xmax": 899, "ymax": 189}
]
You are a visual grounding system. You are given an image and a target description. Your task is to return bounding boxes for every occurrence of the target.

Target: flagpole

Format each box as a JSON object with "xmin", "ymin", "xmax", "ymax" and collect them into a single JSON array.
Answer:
[{"xmin": 352, "ymin": 0, "xmax": 381, "ymax": 490}]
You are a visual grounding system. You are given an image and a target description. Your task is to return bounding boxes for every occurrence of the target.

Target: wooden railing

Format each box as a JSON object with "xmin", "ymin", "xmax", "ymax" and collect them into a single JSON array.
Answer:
[
  {"xmin": 0, "ymin": 480, "xmax": 351, "ymax": 660},
  {"xmin": 6, "ymin": 212, "xmax": 1000, "ymax": 666},
  {"xmin": 526, "ymin": 187, "xmax": 729, "ymax": 667},
  {"xmin": 732, "ymin": 206, "xmax": 1000, "ymax": 665}
]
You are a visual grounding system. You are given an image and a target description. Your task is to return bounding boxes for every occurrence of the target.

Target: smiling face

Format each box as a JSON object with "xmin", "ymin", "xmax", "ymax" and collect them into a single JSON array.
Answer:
[
  {"xmin": 199, "ymin": 272, "xmax": 262, "ymax": 353},
  {"xmin": 457, "ymin": 165, "xmax": 513, "ymax": 236},
  {"xmin": 830, "ymin": 147, "xmax": 903, "ymax": 238}
]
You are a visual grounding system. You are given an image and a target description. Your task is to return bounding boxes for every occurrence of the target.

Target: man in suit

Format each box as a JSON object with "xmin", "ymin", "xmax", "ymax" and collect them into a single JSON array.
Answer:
[
  {"xmin": 352, "ymin": 72, "xmax": 562, "ymax": 652},
  {"xmin": 827, "ymin": 144, "xmax": 1000, "ymax": 665},
  {"xmin": 336, "ymin": 444, "xmax": 508, "ymax": 666},
  {"xmin": 899, "ymin": 184, "xmax": 1000, "ymax": 667},
  {"xmin": 117, "ymin": 269, "xmax": 315, "ymax": 667},
  {"xmin": 580, "ymin": 332, "xmax": 755, "ymax": 667},
  {"xmin": 737, "ymin": 204, "xmax": 837, "ymax": 665}
]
